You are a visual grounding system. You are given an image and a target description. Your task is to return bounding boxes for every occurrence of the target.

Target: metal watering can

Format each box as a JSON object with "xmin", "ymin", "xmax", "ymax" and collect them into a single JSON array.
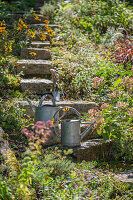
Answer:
[
  {"xmin": 27, "ymin": 93, "xmax": 59, "ymax": 122},
  {"xmin": 53, "ymin": 106, "xmax": 96, "ymax": 147}
]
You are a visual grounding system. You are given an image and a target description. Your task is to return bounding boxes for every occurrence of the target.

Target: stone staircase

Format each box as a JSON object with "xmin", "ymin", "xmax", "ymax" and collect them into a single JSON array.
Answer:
[
  {"xmin": 16, "ymin": 8, "xmax": 97, "ymax": 112},
  {"xmin": 14, "ymin": 2, "xmax": 114, "ymax": 161}
]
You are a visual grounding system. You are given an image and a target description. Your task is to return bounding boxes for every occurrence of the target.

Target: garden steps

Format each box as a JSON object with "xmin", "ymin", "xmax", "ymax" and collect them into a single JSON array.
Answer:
[
  {"xmin": 29, "ymin": 24, "xmax": 59, "ymax": 30},
  {"xmin": 17, "ymin": 59, "xmax": 52, "ymax": 75},
  {"xmin": 16, "ymin": 6, "xmax": 102, "ymax": 152},
  {"xmin": 25, "ymin": 14, "xmax": 49, "ymax": 24},
  {"xmin": 21, "ymin": 78, "xmax": 53, "ymax": 94},
  {"xmin": 17, "ymin": 100, "xmax": 97, "ymax": 116},
  {"xmin": 20, "ymin": 48, "xmax": 51, "ymax": 60},
  {"xmin": 27, "ymin": 41, "xmax": 50, "ymax": 48},
  {"xmin": 30, "ymin": 32, "xmax": 50, "ymax": 41}
]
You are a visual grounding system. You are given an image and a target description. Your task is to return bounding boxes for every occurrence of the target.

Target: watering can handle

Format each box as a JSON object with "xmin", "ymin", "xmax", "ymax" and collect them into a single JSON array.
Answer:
[
  {"xmin": 38, "ymin": 93, "xmax": 56, "ymax": 107},
  {"xmin": 53, "ymin": 106, "xmax": 81, "ymax": 138}
]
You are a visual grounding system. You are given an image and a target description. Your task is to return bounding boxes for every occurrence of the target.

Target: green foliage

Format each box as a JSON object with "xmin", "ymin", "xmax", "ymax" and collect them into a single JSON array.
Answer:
[
  {"xmin": 54, "ymin": 0, "xmax": 133, "ymax": 44},
  {"xmin": 114, "ymin": 139, "xmax": 133, "ymax": 161},
  {"xmin": 0, "ymin": 100, "xmax": 26, "ymax": 132},
  {"xmin": 40, "ymin": 2, "xmax": 56, "ymax": 21},
  {"xmin": 0, "ymin": 56, "xmax": 22, "ymax": 98},
  {"xmin": 0, "ymin": 180, "xmax": 12, "ymax": 200},
  {"xmin": 51, "ymin": 0, "xmax": 133, "ymax": 149},
  {"xmin": 41, "ymin": 148, "xmax": 74, "ymax": 177},
  {"xmin": 0, "ymin": 99, "xmax": 29, "ymax": 153},
  {"xmin": 1, "ymin": 147, "xmax": 133, "ymax": 199}
]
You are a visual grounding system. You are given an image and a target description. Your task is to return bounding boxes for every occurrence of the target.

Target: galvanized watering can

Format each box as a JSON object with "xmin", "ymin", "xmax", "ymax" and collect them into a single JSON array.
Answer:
[
  {"xmin": 53, "ymin": 106, "xmax": 96, "ymax": 147},
  {"xmin": 27, "ymin": 93, "xmax": 59, "ymax": 122}
]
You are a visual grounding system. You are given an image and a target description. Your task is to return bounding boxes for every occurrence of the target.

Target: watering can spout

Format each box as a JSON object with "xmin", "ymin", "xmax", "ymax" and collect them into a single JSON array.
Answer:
[{"xmin": 80, "ymin": 121, "xmax": 96, "ymax": 140}]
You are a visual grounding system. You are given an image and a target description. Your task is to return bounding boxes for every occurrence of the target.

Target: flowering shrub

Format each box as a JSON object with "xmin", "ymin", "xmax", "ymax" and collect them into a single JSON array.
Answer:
[
  {"xmin": 22, "ymin": 121, "xmax": 54, "ymax": 152},
  {"xmin": 87, "ymin": 84, "xmax": 133, "ymax": 161},
  {"xmin": 91, "ymin": 77, "xmax": 104, "ymax": 89}
]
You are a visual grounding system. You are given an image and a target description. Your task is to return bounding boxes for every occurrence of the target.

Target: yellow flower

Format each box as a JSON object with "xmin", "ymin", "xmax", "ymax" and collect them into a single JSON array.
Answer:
[
  {"xmin": 0, "ymin": 26, "xmax": 6, "ymax": 33},
  {"xmin": 33, "ymin": 13, "xmax": 41, "ymax": 21},
  {"xmin": 14, "ymin": 62, "xmax": 19, "ymax": 66},
  {"xmin": 49, "ymin": 31, "xmax": 54, "ymax": 37},
  {"xmin": 17, "ymin": 18, "xmax": 28, "ymax": 30},
  {"xmin": 0, "ymin": 20, "xmax": 6, "ymax": 26},
  {"xmin": 45, "ymin": 25, "xmax": 54, "ymax": 36},
  {"xmin": 45, "ymin": 25, "xmax": 49, "ymax": 31},
  {"xmin": 0, "ymin": 20, "xmax": 6, "ymax": 33},
  {"xmin": 5, "ymin": 42, "xmax": 12, "ymax": 53},
  {"xmin": 44, "ymin": 20, "xmax": 49, "ymax": 24},
  {"xmin": 19, "ymin": 18, "xmax": 24, "ymax": 24},
  {"xmin": 29, "ymin": 51, "xmax": 36, "ymax": 56},
  {"xmin": 17, "ymin": 24, "xmax": 22, "ymax": 31},
  {"xmin": 51, "ymin": 118, "xmax": 54, "ymax": 123},
  {"xmin": 29, "ymin": 31, "xmax": 36, "ymax": 38},
  {"xmin": 63, "ymin": 107, "xmax": 70, "ymax": 112},
  {"xmin": 39, "ymin": 33, "xmax": 47, "ymax": 41},
  {"xmin": 8, "ymin": 43, "xmax": 12, "ymax": 53}
]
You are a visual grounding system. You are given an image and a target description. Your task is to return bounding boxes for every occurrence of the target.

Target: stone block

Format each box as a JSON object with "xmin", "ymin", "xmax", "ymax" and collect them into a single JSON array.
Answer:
[
  {"xmin": 17, "ymin": 100, "xmax": 97, "ymax": 116},
  {"xmin": 21, "ymin": 48, "xmax": 51, "ymax": 60},
  {"xmin": 21, "ymin": 78, "xmax": 53, "ymax": 94},
  {"xmin": 73, "ymin": 139, "xmax": 114, "ymax": 161},
  {"xmin": 29, "ymin": 41, "xmax": 50, "ymax": 48},
  {"xmin": 30, "ymin": 24, "xmax": 59, "ymax": 30},
  {"xmin": 17, "ymin": 59, "xmax": 52, "ymax": 75}
]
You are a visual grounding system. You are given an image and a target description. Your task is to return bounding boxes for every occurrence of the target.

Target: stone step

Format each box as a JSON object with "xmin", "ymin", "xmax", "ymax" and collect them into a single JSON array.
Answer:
[
  {"xmin": 73, "ymin": 139, "xmax": 114, "ymax": 161},
  {"xmin": 21, "ymin": 78, "xmax": 53, "ymax": 94},
  {"xmin": 30, "ymin": 32, "xmax": 50, "ymax": 42},
  {"xmin": 17, "ymin": 59, "xmax": 52, "ymax": 75},
  {"xmin": 25, "ymin": 14, "xmax": 48, "ymax": 24},
  {"xmin": 21, "ymin": 48, "xmax": 51, "ymax": 60},
  {"xmin": 27, "ymin": 41, "xmax": 50, "ymax": 48},
  {"xmin": 29, "ymin": 24, "xmax": 59, "ymax": 30},
  {"xmin": 33, "ymin": 9, "xmax": 41, "ymax": 14},
  {"xmin": 44, "ymin": 127, "xmax": 101, "ymax": 147},
  {"xmin": 8, "ymin": 13, "xmax": 23, "ymax": 21},
  {"xmin": 17, "ymin": 100, "xmax": 97, "ymax": 116}
]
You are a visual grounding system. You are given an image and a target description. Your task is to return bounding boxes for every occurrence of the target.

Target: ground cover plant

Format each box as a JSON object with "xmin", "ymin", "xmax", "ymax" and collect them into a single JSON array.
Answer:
[{"xmin": 0, "ymin": 123, "xmax": 133, "ymax": 199}]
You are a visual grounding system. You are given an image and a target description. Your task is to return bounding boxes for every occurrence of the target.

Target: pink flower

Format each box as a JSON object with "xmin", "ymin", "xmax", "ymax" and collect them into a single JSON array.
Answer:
[
  {"xmin": 109, "ymin": 90, "xmax": 125, "ymax": 98},
  {"xmin": 36, "ymin": 121, "xmax": 45, "ymax": 125},
  {"xmin": 88, "ymin": 108, "xmax": 100, "ymax": 117},
  {"xmin": 128, "ymin": 107, "xmax": 133, "ymax": 116},
  {"xmin": 121, "ymin": 77, "xmax": 133, "ymax": 91},
  {"xmin": 22, "ymin": 128, "xmax": 28, "ymax": 133},
  {"xmin": 92, "ymin": 77, "xmax": 104, "ymax": 88},
  {"xmin": 101, "ymin": 103, "xmax": 109, "ymax": 110},
  {"xmin": 118, "ymin": 101, "xmax": 129, "ymax": 109}
]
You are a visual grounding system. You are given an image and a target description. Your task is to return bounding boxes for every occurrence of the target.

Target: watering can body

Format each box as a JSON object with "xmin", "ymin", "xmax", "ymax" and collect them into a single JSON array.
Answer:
[
  {"xmin": 27, "ymin": 93, "xmax": 59, "ymax": 123},
  {"xmin": 35, "ymin": 104, "xmax": 59, "ymax": 122},
  {"xmin": 61, "ymin": 119, "xmax": 81, "ymax": 147},
  {"xmin": 53, "ymin": 107, "xmax": 96, "ymax": 148}
]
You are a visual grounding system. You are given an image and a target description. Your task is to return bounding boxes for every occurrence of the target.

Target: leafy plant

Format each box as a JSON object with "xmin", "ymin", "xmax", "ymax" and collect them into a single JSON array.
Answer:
[
  {"xmin": 111, "ymin": 36, "xmax": 133, "ymax": 69},
  {"xmin": 0, "ymin": 180, "xmax": 12, "ymax": 200},
  {"xmin": 40, "ymin": 2, "xmax": 56, "ymax": 21}
]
